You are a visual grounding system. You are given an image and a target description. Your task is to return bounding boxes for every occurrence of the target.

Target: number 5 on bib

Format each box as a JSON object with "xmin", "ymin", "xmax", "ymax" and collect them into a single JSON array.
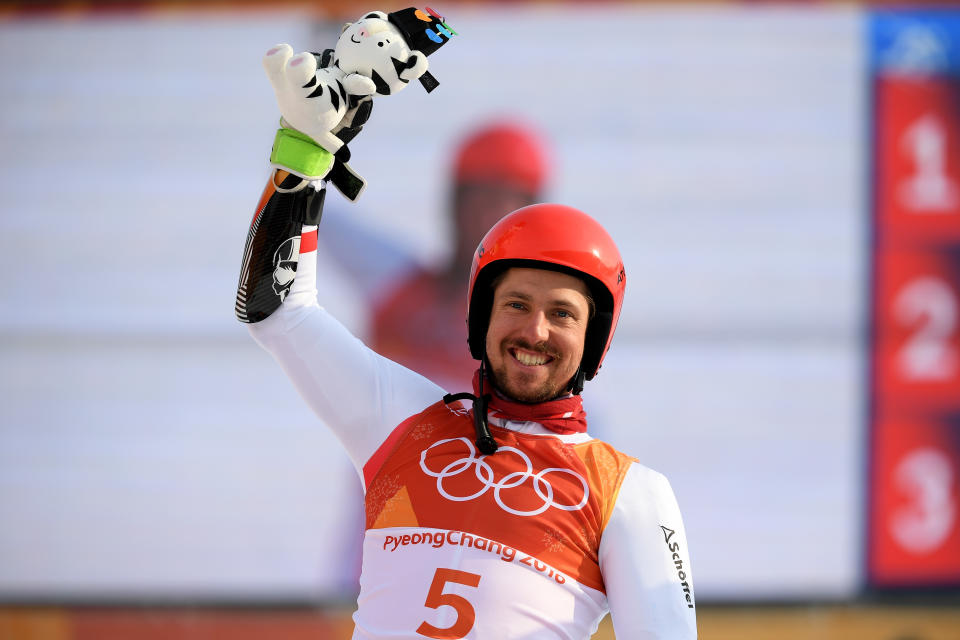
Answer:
[{"xmin": 416, "ymin": 568, "xmax": 481, "ymax": 639}]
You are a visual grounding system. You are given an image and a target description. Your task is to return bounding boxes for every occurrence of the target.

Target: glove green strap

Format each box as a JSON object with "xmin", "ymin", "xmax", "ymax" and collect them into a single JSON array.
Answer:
[{"xmin": 270, "ymin": 127, "xmax": 334, "ymax": 179}]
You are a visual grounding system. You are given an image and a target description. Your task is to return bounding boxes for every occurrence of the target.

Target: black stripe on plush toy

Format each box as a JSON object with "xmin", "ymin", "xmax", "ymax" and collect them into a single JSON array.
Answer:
[
  {"xmin": 306, "ymin": 83, "xmax": 324, "ymax": 99},
  {"xmin": 370, "ymin": 69, "xmax": 391, "ymax": 96},
  {"xmin": 390, "ymin": 57, "xmax": 412, "ymax": 84}
]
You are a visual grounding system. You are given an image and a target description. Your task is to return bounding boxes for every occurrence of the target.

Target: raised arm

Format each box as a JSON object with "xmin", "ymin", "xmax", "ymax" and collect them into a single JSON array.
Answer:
[{"xmin": 234, "ymin": 40, "xmax": 445, "ymax": 473}]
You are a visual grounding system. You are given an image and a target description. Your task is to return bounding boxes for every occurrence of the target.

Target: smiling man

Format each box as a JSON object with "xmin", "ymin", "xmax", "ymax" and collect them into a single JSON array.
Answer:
[
  {"xmin": 235, "ymin": 22, "xmax": 697, "ymax": 639},
  {"xmin": 485, "ymin": 268, "xmax": 591, "ymax": 403}
]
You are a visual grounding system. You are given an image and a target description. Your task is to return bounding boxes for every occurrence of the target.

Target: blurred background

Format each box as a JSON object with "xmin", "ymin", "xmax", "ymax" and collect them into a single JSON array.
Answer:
[{"xmin": 1, "ymin": 0, "xmax": 959, "ymax": 638}]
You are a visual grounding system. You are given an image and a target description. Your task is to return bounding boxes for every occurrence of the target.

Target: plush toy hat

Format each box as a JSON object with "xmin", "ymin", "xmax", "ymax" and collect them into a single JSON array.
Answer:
[{"xmin": 387, "ymin": 7, "xmax": 456, "ymax": 92}]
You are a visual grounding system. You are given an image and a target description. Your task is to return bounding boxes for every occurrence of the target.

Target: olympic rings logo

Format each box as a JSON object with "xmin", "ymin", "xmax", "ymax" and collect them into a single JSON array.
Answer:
[{"xmin": 419, "ymin": 437, "xmax": 589, "ymax": 517}]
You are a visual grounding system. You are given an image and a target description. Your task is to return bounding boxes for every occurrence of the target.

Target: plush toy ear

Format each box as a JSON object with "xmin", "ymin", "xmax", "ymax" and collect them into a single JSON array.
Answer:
[
  {"xmin": 399, "ymin": 51, "xmax": 429, "ymax": 82},
  {"xmin": 343, "ymin": 73, "xmax": 376, "ymax": 96}
]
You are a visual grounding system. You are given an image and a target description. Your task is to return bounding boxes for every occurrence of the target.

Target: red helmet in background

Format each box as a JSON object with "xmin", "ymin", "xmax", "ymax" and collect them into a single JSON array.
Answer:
[
  {"xmin": 467, "ymin": 203, "xmax": 626, "ymax": 382},
  {"xmin": 453, "ymin": 122, "xmax": 548, "ymax": 195}
]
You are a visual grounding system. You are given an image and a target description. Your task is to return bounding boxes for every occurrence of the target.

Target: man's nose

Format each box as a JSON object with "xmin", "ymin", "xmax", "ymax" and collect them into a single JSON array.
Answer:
[{"xmin": 521, "ymin": 310, "xmax": 550, "ymax": 344}]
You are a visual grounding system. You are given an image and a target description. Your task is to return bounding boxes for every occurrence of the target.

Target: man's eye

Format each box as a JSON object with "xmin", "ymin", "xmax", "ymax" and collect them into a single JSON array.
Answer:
[{"xmin": 508, "ymin": 302, "xmax": 525, "ymax": 310}]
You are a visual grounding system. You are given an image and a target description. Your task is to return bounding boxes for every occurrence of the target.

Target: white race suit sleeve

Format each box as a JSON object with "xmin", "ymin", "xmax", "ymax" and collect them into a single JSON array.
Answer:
[{"xmin": 599, "ymin": 463, "xmax": 698, "ymax": 639}]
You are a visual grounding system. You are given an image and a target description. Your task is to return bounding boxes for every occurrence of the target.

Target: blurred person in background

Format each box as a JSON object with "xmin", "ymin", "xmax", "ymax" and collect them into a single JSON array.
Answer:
[{"xmin": 322, "ymin": 121, "xmax": 549, "ymax": 391}]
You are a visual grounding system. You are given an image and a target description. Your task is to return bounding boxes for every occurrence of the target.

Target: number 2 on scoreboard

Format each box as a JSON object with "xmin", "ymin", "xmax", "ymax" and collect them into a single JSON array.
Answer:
[{"xmin": 416, "ymin": 568, "xmax": 482, "ymax": 639}]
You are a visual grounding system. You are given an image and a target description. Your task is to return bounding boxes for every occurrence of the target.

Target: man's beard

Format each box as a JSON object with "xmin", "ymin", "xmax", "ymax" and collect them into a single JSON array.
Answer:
[{"xmin": 487, "ymin": 352, "xmax": 570, "ymax": 404}]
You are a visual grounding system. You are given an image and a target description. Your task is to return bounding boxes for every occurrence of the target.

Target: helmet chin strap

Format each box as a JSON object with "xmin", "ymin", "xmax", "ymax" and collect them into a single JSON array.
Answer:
[
  {"xmin": 569, "ymin": 368, "xmax": 586, "ymax": 396},
  {"xmin": 442, "ymin": 360, "xmax": 498, "ymax": 455},
  {"xmin": 443, "ymin": 361, "xmax": 585, "ymax": 453}
]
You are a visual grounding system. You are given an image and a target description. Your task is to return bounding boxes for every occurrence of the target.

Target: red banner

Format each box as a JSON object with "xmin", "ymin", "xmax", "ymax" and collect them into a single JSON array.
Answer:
[{"xmin": 869, "ymin": 20, "xmax": 960, "ymax": 588}]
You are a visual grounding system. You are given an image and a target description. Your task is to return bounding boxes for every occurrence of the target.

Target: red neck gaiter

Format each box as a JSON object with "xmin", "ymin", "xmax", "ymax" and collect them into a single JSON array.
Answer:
[{"xmin": 471, "ymin": 370, "xmax": 587, "ymax": 435}]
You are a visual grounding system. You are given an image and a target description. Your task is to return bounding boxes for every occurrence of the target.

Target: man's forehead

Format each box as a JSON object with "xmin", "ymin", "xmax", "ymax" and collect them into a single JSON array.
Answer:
[{"xmin": 493, "ymin": 267, "xmax": 590, "ymax": 298}]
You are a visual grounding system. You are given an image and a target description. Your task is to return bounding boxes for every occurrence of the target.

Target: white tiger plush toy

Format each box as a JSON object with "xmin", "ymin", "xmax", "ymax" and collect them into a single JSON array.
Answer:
[{"xmin": 263, "ymin": 7, "xmax": 455, "ymax": 200}]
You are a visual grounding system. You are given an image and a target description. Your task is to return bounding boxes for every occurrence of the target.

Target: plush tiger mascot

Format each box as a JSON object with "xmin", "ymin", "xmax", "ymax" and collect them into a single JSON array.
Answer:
[
  {"xmin": 264, "ymin": 7, "xmax": 455, "ymax": 201},
  {"xmin": 236, "ymin": 7, "xmax": 455, "ymax": 324}
]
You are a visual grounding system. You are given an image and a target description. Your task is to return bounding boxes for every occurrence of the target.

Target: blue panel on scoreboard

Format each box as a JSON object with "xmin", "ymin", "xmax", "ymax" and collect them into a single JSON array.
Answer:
[{"xmin": 871, "ymin": 10, "xmax": 960, "ymax": 75}]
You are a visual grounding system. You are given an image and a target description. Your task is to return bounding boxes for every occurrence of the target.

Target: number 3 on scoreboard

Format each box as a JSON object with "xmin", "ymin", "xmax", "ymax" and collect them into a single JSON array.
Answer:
[{"xmin": 416, "ymin": 568, "xmax": 482, "ymax": 639}]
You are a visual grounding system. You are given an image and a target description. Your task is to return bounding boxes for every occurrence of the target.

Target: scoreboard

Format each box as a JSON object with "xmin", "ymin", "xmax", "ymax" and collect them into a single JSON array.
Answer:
[{"xmin": 869, "ymin": 10, "xmax": 960, "ymax": 587}]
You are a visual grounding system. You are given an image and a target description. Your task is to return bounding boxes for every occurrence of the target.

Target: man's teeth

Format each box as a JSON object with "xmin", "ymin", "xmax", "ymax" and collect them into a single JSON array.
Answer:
[{"xmin": 515, "ymin": 351, "xmax": 549, "ymax": 366}]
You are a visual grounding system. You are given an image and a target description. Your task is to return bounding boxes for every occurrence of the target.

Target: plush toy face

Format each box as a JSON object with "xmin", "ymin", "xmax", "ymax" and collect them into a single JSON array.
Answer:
[{"xmin": 335, "ymin": 11, "xmax": 424, "ymax": 96}]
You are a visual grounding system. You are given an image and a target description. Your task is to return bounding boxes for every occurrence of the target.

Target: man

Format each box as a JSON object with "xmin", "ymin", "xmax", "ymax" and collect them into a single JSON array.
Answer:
[{"xmin": 237, "ymin": 40, "xmax": 697, "ymax": 640}]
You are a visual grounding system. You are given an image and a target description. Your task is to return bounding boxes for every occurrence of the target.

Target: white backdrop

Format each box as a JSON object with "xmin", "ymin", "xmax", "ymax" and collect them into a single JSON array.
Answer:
[{"xmin": 0, "ymin": 4, "xmax": 865, "ymax": 601}]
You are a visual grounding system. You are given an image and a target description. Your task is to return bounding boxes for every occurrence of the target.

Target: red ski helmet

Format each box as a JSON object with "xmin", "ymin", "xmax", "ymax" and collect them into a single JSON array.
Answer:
[
  {"xmin": 453, "ymin": 122, "xmax": 548, "ymax": 195},
  {"xmin": 467, "ymin": 203, "xmax": 626, "ymax": 381}
]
